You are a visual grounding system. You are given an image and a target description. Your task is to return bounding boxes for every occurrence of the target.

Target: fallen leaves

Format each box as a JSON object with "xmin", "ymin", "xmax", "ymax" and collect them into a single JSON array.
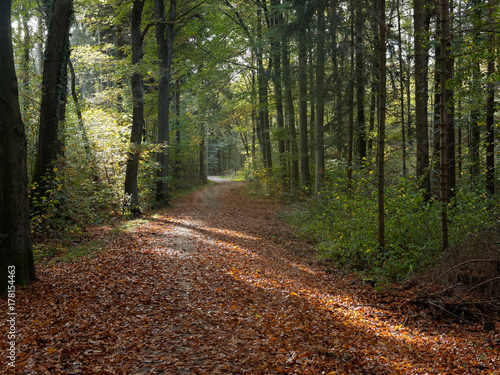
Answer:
[{"xmin": 1, "ymin": 181, "xmax": 499, "ymax": 374}]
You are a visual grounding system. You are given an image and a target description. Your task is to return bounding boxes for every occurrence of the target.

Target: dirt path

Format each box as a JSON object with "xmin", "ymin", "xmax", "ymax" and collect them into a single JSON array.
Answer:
[{"xmin": 3, "ymin": 181, "xmax": 500, "ymax": 374}]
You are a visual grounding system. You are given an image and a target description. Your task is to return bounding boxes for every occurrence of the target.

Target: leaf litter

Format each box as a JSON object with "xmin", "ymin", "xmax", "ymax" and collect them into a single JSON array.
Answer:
[{"xmin": 1, "ymin": 181, "xmax": 499, "ymax": 374}]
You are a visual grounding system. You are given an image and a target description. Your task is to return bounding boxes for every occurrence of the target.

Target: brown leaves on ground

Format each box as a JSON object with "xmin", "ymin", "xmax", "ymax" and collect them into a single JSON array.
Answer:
[{"xmin": 2, "ymin": 181, "xmax": 500, "ymax": 374}]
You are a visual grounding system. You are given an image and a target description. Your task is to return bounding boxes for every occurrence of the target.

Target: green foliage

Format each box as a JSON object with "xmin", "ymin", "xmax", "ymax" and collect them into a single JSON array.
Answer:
[
  {"xmin": 33, "ymin": 239, "xmax": 105, "ymax": 264},
  {"xmin": 281, "ymin": 166, "xmax": 499, "ymax": 286}
]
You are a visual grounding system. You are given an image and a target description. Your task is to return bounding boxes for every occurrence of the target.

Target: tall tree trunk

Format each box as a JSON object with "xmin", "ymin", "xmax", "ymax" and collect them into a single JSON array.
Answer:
[
  {"xmin": 0, "ymin": 0, "xmax": 37, "ymax": 292},
  {"xmin": 378, "ymin": 0, "xmax": 386, "ymax": 250},
  {"xmin": 270, "ymin": 0, "xmax": 285, "ymax": 181},
  {"xmin": 199, "ymin": 129, "xmax": 207, "ymax": 182},
  {"xmin": 485, "ymin": 3, "xmax": 496, "ymax": 195},
  {"xmin": 257, "ymin": 8, "xmax": 272, "ymax": 171},
  {"xmin": 174, "ymin": 79, "xmax": 182, "ymax": 179},
  {"xmin": 298, "ymin": 20, "xmax": 311, "ymax": 187},
  {"xmin": 282, "ymin": 29, "xmax": 299, "ymax": 186},
  {"xmin": 315, "ymin": 0, "xmax": 326, "ymax": 192},
  {"xmin": 439, "ymin": 0, "xmax": 450, "ymax": 249},
  {"xmin": 347, "ymin": 0, "xmax": 355, "ymax": 192},
  {"xmin": 397, "ymin": 0, "xmax": 406, "ymax": 176},
  {"xmin": 32, "ymin": 0, "xmax": 73, "ymax": 202},
  {"xmin": 414, "ymin": 0, "xmax": 431, "ymax": 199},
  {"xmin": 444, "ymin": 1, "xmax": 455, "ymax": 200},
  {"xmin": 368, "ymin": 0, "xmax": 379, "ymax": 158},
  {"xmin": 355, "ymin": 0, "xmax": 366, "ymax": 163},
  {"xmin": 124, "ymin": 0, "xmax": 146, "ymax": 214},
  {"xmin": 154, "ymin": 0, "xmax": 176, "ymax": 206},
  {"xmin": 469, "ymin": 0, "xmax": 481, "ymax": 180}
]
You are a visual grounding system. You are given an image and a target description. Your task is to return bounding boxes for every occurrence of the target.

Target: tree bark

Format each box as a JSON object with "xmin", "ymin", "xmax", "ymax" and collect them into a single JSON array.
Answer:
[
  {"xmin": 414, "ymin": 0, "xmax": 431, "ymax": 199},
  {"xmin": 397, "ymin": 0, "xmax": 406, "ymax": 176},
  {"xmin": 256, "ymin": 7, "xmax": 272, "ymax": 171},
  {"xmin": 124, "ymin": 0, "xmax": 146, "ymax": 214},
  {"xmin": 378, "ymin": 0, "xmax": 386, "ymax": 250},
  {"xmin": 154, "ymin": 0, "xmax": 176, "ymax": 206},
  {"xmin": 282, "ymin": 28, "xmax": 299, "ymax": 186},
  {"xmin": 347, "ymin": 0, "xmax": 355, "ymax": 192},
  {"xmin": 485, "ymin": 3, "xmax": 496, "ymax": 195},
  {"xmin": 355, "ymin": 0, "xmax": 366, "ymax": 163},
  {"xmin": 439, "ymin": 0, "xmax": 450, "ymax": 249},
  {"xmin": 32, "ymin": 0, "xmax": 73, "ymax": 200},
  {"xmin": 298, "ymin": 18, "xmax": 311, "ymax": 187},
  {"xmin": 0, "ymin": 0, "xmax": 37, "ymax": 292},
  {"xmin": 315, "ymin": 0, "xmax": 326, "ymax": 193},
  {"xmin": 269, "ymin": 0, "xmax": 286, "ymax": 182}
]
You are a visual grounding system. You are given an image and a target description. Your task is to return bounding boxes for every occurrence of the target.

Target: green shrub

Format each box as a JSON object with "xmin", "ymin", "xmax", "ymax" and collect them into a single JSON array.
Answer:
[{"xmin": 281, "ymin": 166, "xmax": 499, "ymax": 286}]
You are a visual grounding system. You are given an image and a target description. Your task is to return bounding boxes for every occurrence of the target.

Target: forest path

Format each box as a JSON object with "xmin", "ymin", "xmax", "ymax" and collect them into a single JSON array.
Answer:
[{"xmin": 4, "ymin": 180, "xmax": 500, "ymax": 374}]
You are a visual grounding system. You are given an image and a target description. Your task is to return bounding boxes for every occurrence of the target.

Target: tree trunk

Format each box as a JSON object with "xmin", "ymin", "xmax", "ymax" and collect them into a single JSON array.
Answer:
[
  {"xmin": 444, "ymin": 1, "xmax": 455, "ymax": 200},
  {"xmin": 397, "ymin": 0, "xmax": 406, "ymax": 176},
  {"xmin": 174, "ymin": 79, "xmax": 182, "ymax": 179},
  {"xmin": 298, "ymin": 21, "xmax": 311, "ymax": 187},
  {"xmin": 355, "ymin": 0, "xmax": 366, "ymax": 163},
  {"xmin": 32, "ymin": 0, "xmax": 73, "ymax": 201},
  {"xmin": 378, "ymin": 0, "xmax": 386, "ymax": 250},
  {"xmin": 124, "ymin": 0, "xmax": 146, "ymax": 214},
  {"xmin": 347, "ymin": 0, "xmax": 355, "ymax": 192},
  {"xmin": 414, "ymin": 0, "xmax": 431, "ymax": 199},
  {"xmin": 154, "ymin": 0, "xmax": 176, "ymax": 206},
  {"xmin": 485, "ymin": 3, "xmax": 496, "ymax": 195},
  {"xmin": 282, "ymin": 29, "xmax": 299, "ymax": 186},
  {"xmin": 0, "ymin": 0, "xmax": 37, "ymax": 292},
  {"xmin": 315, "ymin": 0, "xmax": 326, "ymax": 193},
  {"xmin": 439, "ymin": 0, "xmax": 450, "ymax": 249},
  {"xmin": 257, "ymin": 8, "xmax": 272, "ymax": 171},
  {"xmin": 269, "ymin": 0, "xmax": 285, "ymax": 182}
]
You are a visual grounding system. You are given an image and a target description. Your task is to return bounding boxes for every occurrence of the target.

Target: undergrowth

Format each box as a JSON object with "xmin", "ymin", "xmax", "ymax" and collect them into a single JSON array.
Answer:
[{"xmin": 271, "ymin": 166, "xmax": 499, "ymax": 287}]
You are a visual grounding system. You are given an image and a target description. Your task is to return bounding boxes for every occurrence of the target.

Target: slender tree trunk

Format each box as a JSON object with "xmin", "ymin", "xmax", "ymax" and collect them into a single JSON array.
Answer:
[
  {"xmin": 199, "ymin": 130, "xmax": 207, "ymax": 182},
  {"xmin": 298, "ymin": 20, "xmax": 311, "ymax": 187},
  {"xmin": 282, "ymin": 30, "xmax": 299, "ymax": 186},
  {"xmin": 32, "ymin": 0, "xmax": 73, "ymax": 200},
  {"xmin": 174, "ymin": 79, "xmax": 182, "ymax": 179},
  {"xmin": 439, "ymin": 0, "xmax": 450, "ymax": 249},
  {"xmin": 270, "ymin": 0, "xmax": 285, "ymax": 181},
  {"xmin": 470, "ymin": 0, "xmax": 481, "ymax": 180},
  {"xmin": 154, "ymin": 0, "xmax": 176, "ymax": 206},
  {"xmin": 444, "ymin": 1, "xmax": 455, "ymax": 200},
  {"xmin": 378, "ymin": 0, "xmax": 386, "ymax": 250},
  {"xmin": 315, "ymin": 0, "xmax": 326, "ymax": 192},
  {"xmin": 347, "ymin": 0, "xmax": 355, "ymax": 192},
  {"xmin": 397, "ymin": 0, "xmax": 406, "ymax": 176},
  {"xmin": 414, "ymin": 0, "xmax": 431, "ymax": 199},
  {"xmin": 355, "ymin": 0, "xmax": 366, "ymax": 163},
  {"xmin": 257, "ymin": 8, "xmax": 272, "ymax": 170},
  {"xmin": 485, "ymin": 3, "xmax": 496, "ymax": 195},
  {"xmin": 124, "ymin": 0, "xmax": 146, "ymax": 214},
  {"xmin": 0, "ymin": 0, "xmax": 37, "ymax": 292},
  {"xmin": 368, "ymin": 0, "xmax": 379, "ymax": 158}
]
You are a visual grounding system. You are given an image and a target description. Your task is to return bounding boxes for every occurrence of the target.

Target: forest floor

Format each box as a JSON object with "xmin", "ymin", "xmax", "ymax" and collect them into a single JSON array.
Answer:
[{"xmin": 2, "ymin": 179, "xmax": 500, "ymax": 374}]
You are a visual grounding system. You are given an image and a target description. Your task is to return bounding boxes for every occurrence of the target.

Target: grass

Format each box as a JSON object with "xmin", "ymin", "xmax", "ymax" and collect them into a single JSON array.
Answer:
[{"xmin": 33, "ymin": 239, "xmax": 106, "ymax": 264}]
